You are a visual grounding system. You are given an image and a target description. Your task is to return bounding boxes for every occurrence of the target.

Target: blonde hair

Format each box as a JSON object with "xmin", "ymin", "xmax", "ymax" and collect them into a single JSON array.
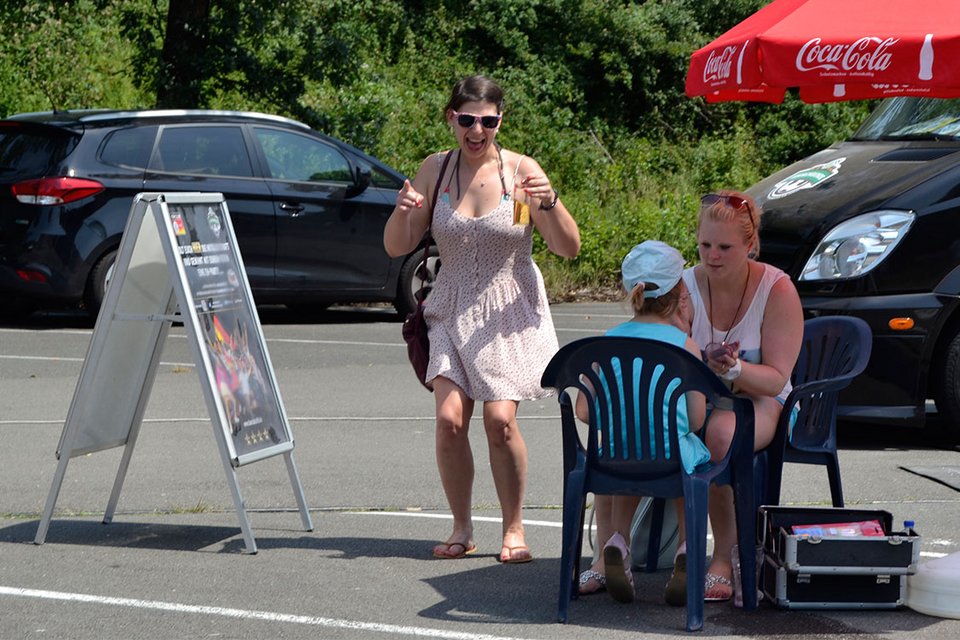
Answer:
[
  {"xmin": 627, "ymin": 281, "xmax": 685, "ymax": 319},
  {"xmin": 698, "ymin": 190, "xmax": 761, "ymax": 257}
]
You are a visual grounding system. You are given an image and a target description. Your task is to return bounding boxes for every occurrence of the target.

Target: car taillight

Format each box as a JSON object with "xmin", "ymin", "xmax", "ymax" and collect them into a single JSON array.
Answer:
[{"xmin": 11, "ymin": 177, "xmax": 105, "ymax": 205}]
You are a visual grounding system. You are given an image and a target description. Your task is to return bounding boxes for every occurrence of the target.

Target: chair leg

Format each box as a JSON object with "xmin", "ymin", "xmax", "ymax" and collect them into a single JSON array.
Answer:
[
  {"xmin": 682, "ymin": 481, "xmax": 708, "ymax": 632},
  {"xmin": 727, "ymin": 441, "xmax": 759, "ymax": 612},
  {"xmin": 826, "ymin": 454, "xmax": 844, "ymax": 508},
  {"xmin": 646, "ymin": 498, "xmax": 666, "ymax": 573},
  {"xmin": 558, "ymin": 473, "xmax": 587, "ymax": 623}
]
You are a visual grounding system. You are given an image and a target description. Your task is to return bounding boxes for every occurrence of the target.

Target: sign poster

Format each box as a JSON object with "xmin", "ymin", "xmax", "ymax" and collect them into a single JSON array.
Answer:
[{"xmin": 168, "ymin": 202, "xmax": 288, "ymax": 459}]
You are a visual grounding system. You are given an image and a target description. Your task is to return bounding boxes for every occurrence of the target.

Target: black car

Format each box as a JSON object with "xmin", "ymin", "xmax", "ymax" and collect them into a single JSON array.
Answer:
[
  {"xmin": 751, "ymin": 97, "xmax": 960, "ymax": 442},
  {"xmin": 0, "ymin": 109, "xmax": 435, "ymax": 318}
]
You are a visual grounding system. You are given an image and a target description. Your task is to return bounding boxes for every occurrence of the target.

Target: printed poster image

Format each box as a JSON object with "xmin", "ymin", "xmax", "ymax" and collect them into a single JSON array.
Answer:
[{"xmin": 168, "ymin": 203, "xmax": 289, "ymax": 458}]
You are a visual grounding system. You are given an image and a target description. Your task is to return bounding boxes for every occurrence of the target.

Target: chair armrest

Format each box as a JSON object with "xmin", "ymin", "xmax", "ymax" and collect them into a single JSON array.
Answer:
[
  {"xmin": 558, "ymin": 391, "xmax": 585, "ymax": 477},
  {"xmin": 789, "ymin": 374, "xmax": 857, "ymax": 398}
]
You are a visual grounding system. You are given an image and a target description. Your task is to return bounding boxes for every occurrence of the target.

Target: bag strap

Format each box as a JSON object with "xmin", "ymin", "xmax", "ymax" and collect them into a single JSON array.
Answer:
[{"xmin": 415, "ymin": 150, "xmax": 454, "ymax": 300}]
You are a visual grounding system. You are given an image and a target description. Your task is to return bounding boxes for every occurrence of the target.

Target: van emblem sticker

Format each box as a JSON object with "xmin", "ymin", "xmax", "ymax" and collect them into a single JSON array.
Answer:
[{"xmin": 768, "ymin": 157, "xmax": 846, "ymax": 199}]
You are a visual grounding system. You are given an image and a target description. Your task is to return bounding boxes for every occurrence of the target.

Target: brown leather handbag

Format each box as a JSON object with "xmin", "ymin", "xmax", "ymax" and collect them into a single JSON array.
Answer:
[{"xmin": 402, "ymin": 151, "xmax": 453, "ymax": 391}]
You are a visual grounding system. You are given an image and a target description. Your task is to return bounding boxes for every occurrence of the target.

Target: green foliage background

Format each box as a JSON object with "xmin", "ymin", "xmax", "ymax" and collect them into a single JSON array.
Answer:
[{"xmin": 0, "ymin": 0, "xmax": 873, "ymax": 297}]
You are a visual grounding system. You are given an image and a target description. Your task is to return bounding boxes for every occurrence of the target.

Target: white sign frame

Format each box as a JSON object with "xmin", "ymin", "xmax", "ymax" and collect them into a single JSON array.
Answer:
[{"xmin": 35, "ymin": 193, "xmax": 313, "ymax": 553}]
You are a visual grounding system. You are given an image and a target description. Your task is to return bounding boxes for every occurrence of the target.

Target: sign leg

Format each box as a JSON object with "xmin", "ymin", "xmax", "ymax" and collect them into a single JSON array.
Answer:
[
  {"xmin": 218, "ymin": 452, "xmax": 258, "ymax": 554},
  {"xmin": 34, "ymin": 454, "xmax": 71, "ymax": 545},
  {"xmin": 284, "ymin": 451, "xmax": 314, "ymax": 531}
]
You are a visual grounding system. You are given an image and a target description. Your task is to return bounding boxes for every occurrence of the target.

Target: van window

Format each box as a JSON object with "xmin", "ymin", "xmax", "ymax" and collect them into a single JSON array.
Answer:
[{"xmin": 154, "ymin": 125, "xmax": 254, "ymax": 177}]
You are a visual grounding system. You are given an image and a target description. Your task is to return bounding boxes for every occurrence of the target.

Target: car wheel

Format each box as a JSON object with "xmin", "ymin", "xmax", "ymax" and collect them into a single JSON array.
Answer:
[
  {"xmin": 932, "ymin": 327, "xmax": 960, "ymax": 444},
  {"xmin": 395, "ymin": 245, "xmax": 440, "ymax": 317},
  {"xmin": 83, "ymin": 249, "xmax": 117, "ymax": 318}
]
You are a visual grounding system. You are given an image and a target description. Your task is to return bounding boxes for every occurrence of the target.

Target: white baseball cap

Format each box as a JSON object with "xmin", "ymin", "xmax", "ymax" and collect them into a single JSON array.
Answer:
[{"xmin": 621, "ymin": 240, "xmax": 685, "ymax": 297}]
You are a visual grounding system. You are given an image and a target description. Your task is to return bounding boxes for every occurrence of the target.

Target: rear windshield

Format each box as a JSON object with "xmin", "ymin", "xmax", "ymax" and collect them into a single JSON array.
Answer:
[
  {"xmin": 0, "ymin": 123, "xmax": 78, "ymax": 177},
  {"xmin": 853, "ymin": 97, "xmax": 960, "ymax": 141}
]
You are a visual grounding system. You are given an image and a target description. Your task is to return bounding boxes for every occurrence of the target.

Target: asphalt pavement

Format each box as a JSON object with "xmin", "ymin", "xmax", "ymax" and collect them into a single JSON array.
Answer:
[{"xmin": 1, "ymin": 302, "xmax": 959, "ymax": 639}]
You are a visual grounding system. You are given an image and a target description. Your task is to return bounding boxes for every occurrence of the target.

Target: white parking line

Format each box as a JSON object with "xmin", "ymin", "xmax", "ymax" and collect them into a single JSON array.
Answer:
[
  {"xmin": 0, "ymin": 354, "xmax": 196, "ymax": 368},
  {"xmin": 0, "ymin": 586, "xmax": 538, "ymax": 640},
  {"xmin": 350, "ymin": 511, "xmax": 563, "ymax": 528}
]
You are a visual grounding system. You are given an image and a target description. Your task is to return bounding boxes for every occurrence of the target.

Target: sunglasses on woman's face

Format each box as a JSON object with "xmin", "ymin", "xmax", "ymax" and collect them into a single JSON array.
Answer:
[
  {"xmin": 701, "ymin": 193, "xmax": 748, "ymax": 210},
  {"xmin": 453, "ymin": 111, "xmax": 502, "ymax": 129}
]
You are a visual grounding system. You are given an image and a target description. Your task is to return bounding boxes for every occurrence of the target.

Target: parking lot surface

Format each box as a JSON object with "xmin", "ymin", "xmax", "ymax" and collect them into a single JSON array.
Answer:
[{"xmin": 1, "ymin": 303, "xmax": 959, "ymax": 639}]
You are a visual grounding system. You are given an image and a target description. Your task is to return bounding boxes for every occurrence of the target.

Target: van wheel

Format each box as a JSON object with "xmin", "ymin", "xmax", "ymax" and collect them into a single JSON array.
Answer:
[
  {"xmin": 932, "ymin": 328, "xmax": 960, "ymax": 444},
  {"xmin": 83, "ymin": 249, "xmax": 117, "ymax": 319},
  {"xmin": 395, "ymin": 245, "xmax": 439, "ymax": 317}
]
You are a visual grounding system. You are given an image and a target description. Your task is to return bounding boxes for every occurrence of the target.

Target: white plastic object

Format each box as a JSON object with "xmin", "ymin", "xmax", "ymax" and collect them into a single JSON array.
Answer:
[{"xmin": 907, "ymin": 551, "xmax": 960, "ymax": 619}]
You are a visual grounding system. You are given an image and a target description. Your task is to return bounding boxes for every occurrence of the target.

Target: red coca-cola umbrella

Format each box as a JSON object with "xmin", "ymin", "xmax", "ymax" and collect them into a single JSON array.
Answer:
[{"xmin": 686, "ymin": 0, "xmax": 960, "ymax": 103}]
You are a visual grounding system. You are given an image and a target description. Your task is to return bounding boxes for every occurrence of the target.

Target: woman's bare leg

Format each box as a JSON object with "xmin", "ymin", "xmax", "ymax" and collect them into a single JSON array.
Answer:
[
  {"xmin": 482, "ymin": 399, "xmax": 531, "ymax": 562},
  {"xmin": 432, "ymin": 377, "xmax": 476, "ymax": 557}
]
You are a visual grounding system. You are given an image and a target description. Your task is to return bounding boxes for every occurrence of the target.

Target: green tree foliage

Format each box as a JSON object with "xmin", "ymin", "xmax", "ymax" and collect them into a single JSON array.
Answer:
[
  {"xmin": 0, "ymin": 0, "xmax": 875, "ymax": 296},
  {"xmin": 0, "ymin": 0, "xmax": 152, "ymax": 115}
]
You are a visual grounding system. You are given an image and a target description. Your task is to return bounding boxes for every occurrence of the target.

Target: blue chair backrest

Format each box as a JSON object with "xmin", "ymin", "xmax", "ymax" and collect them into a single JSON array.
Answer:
[
  {"xmin": 542, "ymin": 336, "xmax": 737, "ymax": 481},
  {"xmin": 789, "ymin": 316, "xmax": 872, "ymax": 450}
]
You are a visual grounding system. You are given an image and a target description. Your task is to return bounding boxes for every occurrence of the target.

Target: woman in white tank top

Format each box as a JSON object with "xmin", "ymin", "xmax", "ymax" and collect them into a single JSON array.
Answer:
[{"xmin": 678, "ymin": 191, "xmax": 803, "ymax": 603}]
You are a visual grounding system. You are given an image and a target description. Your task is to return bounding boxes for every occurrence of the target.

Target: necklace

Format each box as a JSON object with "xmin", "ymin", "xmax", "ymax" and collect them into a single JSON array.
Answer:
[
  {"xmin": 450, "ymin": 148, "xmax": 507, "ymax": 200},
  {"xmin": 707, "ymin": 265, "xmax": 751, "ymax": 345}
]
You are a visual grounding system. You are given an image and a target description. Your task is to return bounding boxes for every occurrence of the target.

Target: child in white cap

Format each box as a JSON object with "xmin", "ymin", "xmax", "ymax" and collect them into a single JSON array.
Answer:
[{"xmin": 576, "ymin": 240, "xmax": 708, "ymax": 605}]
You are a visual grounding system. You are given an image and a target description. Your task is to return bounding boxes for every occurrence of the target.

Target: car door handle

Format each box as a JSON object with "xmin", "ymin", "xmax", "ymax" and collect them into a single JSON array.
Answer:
[{"xmin": 280, "ymin": 201, "xmax": 304, "ymax": 216}]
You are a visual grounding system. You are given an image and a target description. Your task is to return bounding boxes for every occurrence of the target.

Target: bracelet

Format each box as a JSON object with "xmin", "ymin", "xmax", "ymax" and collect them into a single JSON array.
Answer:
[
  {"xmin": 720, "ymin": 358, "xmax": 742, "ymax": 381},
  {"xmin": 539, "ymin": 188, "xmax": 559, "ymax": 210}
]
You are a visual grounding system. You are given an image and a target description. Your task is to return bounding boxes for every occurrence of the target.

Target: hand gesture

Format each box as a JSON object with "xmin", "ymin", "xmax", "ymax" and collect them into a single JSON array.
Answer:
[
  {"xmin": 396, "ymin": 179, "xmax": 424, "ymax": 213},
  {"xmin": 521, "ymin": 173, "xmax": 555, "ymax": 205}
]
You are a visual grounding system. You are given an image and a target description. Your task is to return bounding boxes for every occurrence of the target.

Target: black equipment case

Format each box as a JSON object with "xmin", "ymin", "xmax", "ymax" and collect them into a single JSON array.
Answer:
[{"xmin": 759, "ymin": 506, "xmax": 920, "ymax": 609}]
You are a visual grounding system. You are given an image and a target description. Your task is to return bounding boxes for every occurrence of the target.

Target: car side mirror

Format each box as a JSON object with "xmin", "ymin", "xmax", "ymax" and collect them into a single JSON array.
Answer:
[{"xmin": 345, "ymin": 165, "xmax": 371, "ymax": 198}]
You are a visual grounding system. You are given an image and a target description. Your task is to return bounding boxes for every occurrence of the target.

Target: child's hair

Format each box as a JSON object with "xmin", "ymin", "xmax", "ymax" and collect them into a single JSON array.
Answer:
[{"xmin": 627, "ymin": 281, "xmax": 685, "ymax": 318}]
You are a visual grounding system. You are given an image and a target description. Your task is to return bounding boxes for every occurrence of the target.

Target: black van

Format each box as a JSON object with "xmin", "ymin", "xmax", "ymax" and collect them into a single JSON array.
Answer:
[{"xmin": 751, "ymin": 97, "xmax": 960, "ymax": 442}]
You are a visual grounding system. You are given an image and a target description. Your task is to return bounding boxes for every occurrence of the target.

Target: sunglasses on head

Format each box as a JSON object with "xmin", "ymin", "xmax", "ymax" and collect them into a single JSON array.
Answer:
[
  {"xmin": 453, "ymin": 111, "xmax": 502, "ymax": 129},
  {"xmin": 701, "ymin": 193, "xmax": 749, "ymax": 210},
  {"xmin": 702, "ymin": 192, "xmax": 757, "ymax": 230}
]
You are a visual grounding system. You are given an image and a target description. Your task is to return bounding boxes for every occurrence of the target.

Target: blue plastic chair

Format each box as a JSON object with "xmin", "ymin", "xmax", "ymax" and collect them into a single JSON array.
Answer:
[
  {"xmin": 765, "ymin": 316, "xmax": 873, "ymax": 508},
  {"xmin": 541, "ymin": 336, "xmax": 758, "ymax": 631}
]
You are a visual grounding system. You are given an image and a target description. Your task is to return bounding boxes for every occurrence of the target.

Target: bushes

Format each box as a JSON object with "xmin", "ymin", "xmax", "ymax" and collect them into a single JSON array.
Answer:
[{"xmin": 0, "ymin": 0, "xmax": 873, "ymax": 298}]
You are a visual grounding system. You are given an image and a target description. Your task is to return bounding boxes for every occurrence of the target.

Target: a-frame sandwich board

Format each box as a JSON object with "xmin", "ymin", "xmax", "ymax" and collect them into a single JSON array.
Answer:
[{"xmin": 35, "ymin": 192, "xmax": 313, "ymax": 553}]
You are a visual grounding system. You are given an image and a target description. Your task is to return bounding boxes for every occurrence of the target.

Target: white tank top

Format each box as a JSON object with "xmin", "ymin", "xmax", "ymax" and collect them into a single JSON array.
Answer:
[{"xmin": 682, "ymin": 263, "xmax": 792, "ymax": 402}]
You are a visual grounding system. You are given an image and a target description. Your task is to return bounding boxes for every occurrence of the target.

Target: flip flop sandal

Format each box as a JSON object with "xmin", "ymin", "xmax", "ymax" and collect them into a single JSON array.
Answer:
[
  {"xmin": 499, "ymin": 545, "xmax": 533, "ymax": 564},
  {"xmin": 432, "ymin": 541, "xmax": 477, "ymax": 559},
  {"xmin": 664, "ymin": 553, "xmax": 687, "ymax": 607},
  {"xmin": 602, "ymin": 533, "xmax": 635, "ymax": 603},
  {"xmin": 578, "ymin": 569, "xmax": 607, "ymax": 595},
  {"xmin": 704, "ymin": 572, "xmax": 734, "ymax": 602}
]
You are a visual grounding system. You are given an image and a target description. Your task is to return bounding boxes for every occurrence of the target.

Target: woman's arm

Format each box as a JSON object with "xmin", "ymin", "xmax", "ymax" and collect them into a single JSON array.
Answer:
[
  {"xmin": 518, "ymin": 155, "xmax": 580, "ymax": 258},
  {"xmin": 383, "ymin": 154, "xmax": 440, "ymax": 257},
  {"xmin": 733, "ymin": 274, "xmax": 803, "ymax": 397}
]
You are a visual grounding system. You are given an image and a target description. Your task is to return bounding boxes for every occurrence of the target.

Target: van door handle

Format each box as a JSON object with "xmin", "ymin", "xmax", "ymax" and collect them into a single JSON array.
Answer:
[{"xmin": 280, "ymin": 201, "xmax": 304, "ymax": 216}]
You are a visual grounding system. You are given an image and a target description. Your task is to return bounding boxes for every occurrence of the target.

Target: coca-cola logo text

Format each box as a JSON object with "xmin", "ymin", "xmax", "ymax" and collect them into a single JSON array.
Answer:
[
  {"xmin": 796, "ymin": 37, "xmax": 898, "ymax": 73},
  {"xmin": 703, "ymin": 46, "xmax": 738, "ymax": 83}
]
